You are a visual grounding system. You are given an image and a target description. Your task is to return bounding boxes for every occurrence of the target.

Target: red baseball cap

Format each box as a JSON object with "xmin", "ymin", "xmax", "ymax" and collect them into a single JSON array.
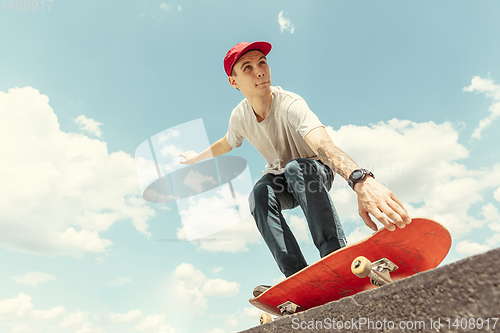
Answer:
[{"xmin": 224, "ymin": 41, "xmax": 272, "ymax": 76}]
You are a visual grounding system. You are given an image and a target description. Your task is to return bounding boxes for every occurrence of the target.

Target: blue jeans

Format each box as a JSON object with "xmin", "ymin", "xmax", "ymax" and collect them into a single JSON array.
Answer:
[{"xmin": 249, "ymin": 158, "xmax": 347, "ymax": 277}]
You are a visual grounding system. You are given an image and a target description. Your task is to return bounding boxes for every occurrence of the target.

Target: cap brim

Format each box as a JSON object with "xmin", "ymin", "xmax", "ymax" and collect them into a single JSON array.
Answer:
[
  {"xmin": 229, "ymin": 41, "xmax": 272, "ymax": 75},
  {"xmin": 238, "ymin": 41, "xmax": 272, "ymax": 58}
]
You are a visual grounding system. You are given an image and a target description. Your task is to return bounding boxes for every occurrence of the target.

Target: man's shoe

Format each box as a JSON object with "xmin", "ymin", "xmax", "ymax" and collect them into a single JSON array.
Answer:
[{"xmin": 253, "ymin": 285, "xmax": 271, "ymax": 297}]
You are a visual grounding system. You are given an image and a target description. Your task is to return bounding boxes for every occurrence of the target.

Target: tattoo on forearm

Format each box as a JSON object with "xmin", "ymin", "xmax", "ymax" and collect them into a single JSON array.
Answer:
[{"xmin": 317, "ymin": 139, "xmax": 359, "ymax": 180}]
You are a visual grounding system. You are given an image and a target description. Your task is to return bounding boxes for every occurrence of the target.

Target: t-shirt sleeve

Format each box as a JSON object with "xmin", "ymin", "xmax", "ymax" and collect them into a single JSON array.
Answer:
[
  {"xmin": 226, "ymin": 110, "xmax": 244, "ymax": 148},
  {"xmin": 287, "ymin": 99, "xmax": 324, "ymax": 138}
]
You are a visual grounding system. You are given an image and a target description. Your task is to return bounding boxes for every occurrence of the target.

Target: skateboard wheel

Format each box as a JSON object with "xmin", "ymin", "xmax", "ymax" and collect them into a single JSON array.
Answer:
[
  {"xmin": 351, "ymin": 256, "xmax": 372, "ymax": 278},
  {"xmin": 260, "ymin": 313, "xmax": 272, "ymax": 324}
]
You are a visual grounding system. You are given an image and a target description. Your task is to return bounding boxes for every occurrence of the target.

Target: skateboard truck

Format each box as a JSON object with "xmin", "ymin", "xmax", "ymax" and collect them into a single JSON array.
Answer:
[
  {"xmin": 258, "ymin": 301, "xmax": 300, "ymax": 325},
  {"xmin": 351, "ymin": 257, "xmax": 399, "ymax": 287},
  {"xmin": 277, "ymin": 301, "xmax": 301, "ymax": 315}
]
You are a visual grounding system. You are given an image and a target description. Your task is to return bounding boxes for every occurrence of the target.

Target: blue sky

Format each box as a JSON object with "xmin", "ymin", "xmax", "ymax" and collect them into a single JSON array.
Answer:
[{"xmin": 1, "ymin": 1, "xmax": 500, "ymax": 332}]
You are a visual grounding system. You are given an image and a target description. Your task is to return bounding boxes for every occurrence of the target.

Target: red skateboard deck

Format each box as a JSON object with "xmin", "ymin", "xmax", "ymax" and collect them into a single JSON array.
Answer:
[{"xmin": 250, "ymin": 217, "xmax": 451, "ymax": 317}]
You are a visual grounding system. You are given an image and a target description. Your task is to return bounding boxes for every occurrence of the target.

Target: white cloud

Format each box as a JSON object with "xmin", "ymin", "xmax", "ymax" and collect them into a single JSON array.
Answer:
[
  {"xmin": 176, "ymin": 181, "xmax": 260, "ymax": 246},
  {"xmin": 489, "ymin": 221, "xmax": 500, "ymax": 233},
  {"xmin": 74, "ymin": 115, "xmax": 103, "ymax": 138},
  {"xmin": 201, "ymin": 279, "xmax": 240, "ymax": 297},
  {"xmin": 480, "ymin": 203, "xmax": 500, "ymax": 222},
  {"xmin": 13, "ymin": 272, "xmax": 56, "ymax": 286},
  {"xmin": 53, "ymin": 228, "xmax": 113, "ymax": 255},
  {"xmin": 346, "ymin": 226, "xmax": 374, "ymax": 245},
  {"xmin": 108, "ymin": 277, "xmax": 133, "ymax": 289},
  {"xmin": 158, "ymin": 144, "xmax": 185, "ymax": 174},
  {"xmin": 0, "ymin": 87, "xmax": 155, "ymax": 257},
  {"xmin": 59, "ymin": 313, "xmax": 107, "ymax": 333},
  {"xmin": 59, "ymin": 311, "xmax": 88, "ymax": 328},
  {"xmin": 486, "ymin": 201, "xmax": 500, "ymax": 247},
  {"xmin": 136, "ymin": 314, "xmax": 176, "ymax": 333},
  {"xmin": 31, "ymin": 306, "xmax": 66, "ymax": 321},
  {"xmin": 225, "ymin": 317, "xmax": 238, "ymax": 327},
  {"xmin": 173, "ymin": 264, "xmax": 208, "ymax": 315},
  {"xmin": 173, "ymin": 263, "xmax": 240, "ymax": 315},
  {"xmin": 158, "ymin": 3, "xmax": 181, "ymax": 13},
  {"xmin": 157, "ymin": 129, "xmax": 180, "ymax": 143},
  {"xmin": 455, "ymin": 240, "xmax": 490, "ymax": 256},
  {"xmin": 183, "ymin": 170, "xmax": 217, "ymax": 193},
  {"xmin": 75, "ymin": 323, "xmax": 107, "ymax": 333},
  {"xmin": 278, "ymin": 10, "xmax": 295, "ymax": 34},
  {"xmin": 0, "ymin": 294, "xmax": 167, "ymax": 332},
  {"xmin": 486, "ymin": 233, "xmax": 500, "ymax": 248},
  {"xmin": 494, "ymin": 187, "xmax": 500, "ymax": 202},
  {"xmin": 212, "ymin": 306, "xmax": 273, "ymax": 329},
  {"xmin": 285, "ymin": 213, "xmax": 310, "ymax": 244},
  {"xmin": 75, "ymin": 211, "xmax": 122, "ymax": 232},
  {"xmin": 177, "ymin": 214, "xmax": 261, "ymax": 253},
  {"xmin": 0, "ymin": 293, "xmax": 65, "ymax": 322},
  {"xmin": 175, "ymin": 263, "xmax": 207, "ymax": 290},
  {"xmin": 463, "ymin": 76, "xmax": 500, "ymax": 139},
  {"xmin": 205, "ymin": 329, "xmax": 225, "ymax": 333},
  {"xmin": 239, "ymin": 307, "xmax": 263, "ymax": 323},
  {"xmin": 9, "ymin": 326, "xmax": 31, "ymax": 333},
  {"xmin": 107, "ymin": 310, "xmax": 143, "ymax": 324},
  {"xmin": 0, "ymin": 293, "xmax": 33, "ymax": 319},
  {"xmin": 212, "ymin": 266, "xmax": 224, "ymax": 273}
]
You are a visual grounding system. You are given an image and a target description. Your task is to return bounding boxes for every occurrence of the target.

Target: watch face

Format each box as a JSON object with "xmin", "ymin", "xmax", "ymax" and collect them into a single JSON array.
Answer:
[{"xmin": 352, "ymin": 170, "xmax": 364, "ymax": 180}]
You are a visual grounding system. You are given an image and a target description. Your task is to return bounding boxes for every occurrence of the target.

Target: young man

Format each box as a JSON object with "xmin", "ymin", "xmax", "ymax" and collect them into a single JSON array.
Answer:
[{"xmin": 180, "ymin": 41, "xmax": 411, "ymax": 292}]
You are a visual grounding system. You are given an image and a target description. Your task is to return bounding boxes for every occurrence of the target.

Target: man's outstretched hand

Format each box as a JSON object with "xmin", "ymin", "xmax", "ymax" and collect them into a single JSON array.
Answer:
[
  {"xmin": 354, "ymin": 177, "xmax": 411, "ymax": 232},
  {"xmin": 179, "ymin": 151, "xmax": 198, "ymax": 165}
]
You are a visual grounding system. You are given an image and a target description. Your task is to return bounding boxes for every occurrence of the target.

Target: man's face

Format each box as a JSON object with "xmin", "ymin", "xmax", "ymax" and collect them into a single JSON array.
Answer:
[{"xmin": 228, "ymin": 50, "xmax": 271, "ymax": 97}]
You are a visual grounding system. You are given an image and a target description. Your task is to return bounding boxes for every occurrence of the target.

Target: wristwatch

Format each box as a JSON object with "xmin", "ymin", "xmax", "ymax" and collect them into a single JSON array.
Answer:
[{"xmin": 348, "ymin": 169, "xmax": 375, "ymax": 190}]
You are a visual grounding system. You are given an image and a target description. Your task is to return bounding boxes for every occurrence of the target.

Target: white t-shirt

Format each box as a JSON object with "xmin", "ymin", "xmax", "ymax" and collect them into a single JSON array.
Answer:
[{"xmin": 226, "ymin": 86, "xmax": 325, "ymax": 175}]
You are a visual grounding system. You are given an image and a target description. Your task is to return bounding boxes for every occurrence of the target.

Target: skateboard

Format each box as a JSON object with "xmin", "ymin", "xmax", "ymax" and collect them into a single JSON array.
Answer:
[{"xmin": 250, "ymin": 217, "xmax": 452, "ymax": 324}]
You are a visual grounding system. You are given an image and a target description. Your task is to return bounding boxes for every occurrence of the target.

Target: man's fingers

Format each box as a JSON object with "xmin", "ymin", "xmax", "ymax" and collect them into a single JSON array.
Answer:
[
  {"xmin": 363, "ymin": 202, "xmax": 396, "ymax": 231},
  {"xmin": 380, "ymin": 201, "xmax": 406, "ymax": 228},
  {"xmin": 180, "ymin": 151, "xmax": 197, "ymax": 165},
  {"xmin": 374, "ymin": 211, "xmax": 395, "ymax": 231},
  {"xmin": 386, "ymin": 199, "xmax": 411, "ymax": 227},
  {"xmin": 390, "ymin": 193, "xmax": 411, "ymax": 224},
  {"xmin": 355, "ymin": 179, "xmax": 410, "ymax": 232},
  {"xmin": 359, "ymin": 210, "xmax": 378, "ymax": 232}
]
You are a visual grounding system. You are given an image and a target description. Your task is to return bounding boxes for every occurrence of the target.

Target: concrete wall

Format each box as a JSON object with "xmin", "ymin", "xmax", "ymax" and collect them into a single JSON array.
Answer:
[{"xmin": 240, "ymin": 247, "xmax": 500, "ymax": 333}]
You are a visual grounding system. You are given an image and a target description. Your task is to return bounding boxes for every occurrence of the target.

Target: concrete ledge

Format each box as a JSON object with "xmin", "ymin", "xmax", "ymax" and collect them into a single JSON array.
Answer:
[{"xmin": 240, "ymin": 247, "xmax": 500, "ymax": 333}]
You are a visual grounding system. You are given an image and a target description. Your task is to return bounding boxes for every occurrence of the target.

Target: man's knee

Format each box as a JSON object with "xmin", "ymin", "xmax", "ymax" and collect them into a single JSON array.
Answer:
[
  {"xmin": 284, "ymin": 159, "xmax": 306, "ymax": 179},
  {"xmin": 285, "ymin": 158, "xmax": 318, "ymax": 178},
  {"xmin": 248, "ymin": 183, "xmax": 270, "ymax": 215}
]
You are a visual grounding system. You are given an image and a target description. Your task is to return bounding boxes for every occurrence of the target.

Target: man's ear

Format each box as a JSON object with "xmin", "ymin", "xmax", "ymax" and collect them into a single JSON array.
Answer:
[{"xmin": 228, "ymin": 76, "xmax": 238, "ymax": 89}]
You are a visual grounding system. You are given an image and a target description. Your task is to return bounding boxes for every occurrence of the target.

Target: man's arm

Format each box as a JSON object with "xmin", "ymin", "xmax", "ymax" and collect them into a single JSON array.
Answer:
[
  {"xmin": 180, "ymin": 134, "xmax": 233, "ymax": 165},
  {"xmin": 305, "ymin": 127, "xmax": 411, "ymax": 231}
]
